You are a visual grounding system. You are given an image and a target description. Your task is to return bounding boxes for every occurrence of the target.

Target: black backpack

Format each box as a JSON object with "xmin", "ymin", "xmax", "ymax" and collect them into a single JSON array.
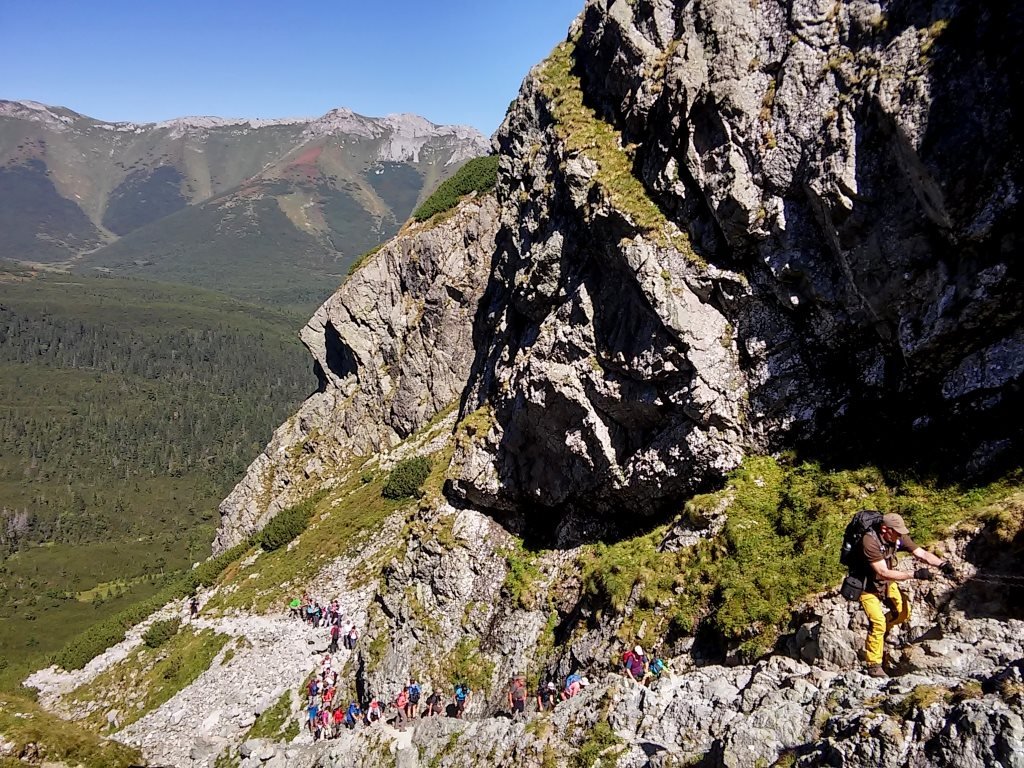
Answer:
[{"xmin": 839, "ymin": 510, "xmax": 882, "ymax": 570}]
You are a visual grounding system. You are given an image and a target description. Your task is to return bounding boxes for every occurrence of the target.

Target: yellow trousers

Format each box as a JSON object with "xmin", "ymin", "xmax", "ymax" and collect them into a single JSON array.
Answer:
[{"xmin": 859, "ymin": 582, "xmax": 910, "ymax": 666}]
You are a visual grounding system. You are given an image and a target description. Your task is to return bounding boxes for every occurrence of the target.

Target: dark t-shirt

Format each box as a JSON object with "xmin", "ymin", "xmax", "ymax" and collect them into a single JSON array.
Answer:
[{"xmin": 861, "ymin": 530, "xmax": 917, "ymax": 595}]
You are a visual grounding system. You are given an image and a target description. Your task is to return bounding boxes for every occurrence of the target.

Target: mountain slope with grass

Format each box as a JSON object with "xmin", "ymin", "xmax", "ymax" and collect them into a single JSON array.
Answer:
[
  {"xmin": 10, "ymin": 0, "xmax": 1024, "ymax": 767},
  {"xmin": 0, "ymin": 101, "xmax": 489, "ymax": 311}
]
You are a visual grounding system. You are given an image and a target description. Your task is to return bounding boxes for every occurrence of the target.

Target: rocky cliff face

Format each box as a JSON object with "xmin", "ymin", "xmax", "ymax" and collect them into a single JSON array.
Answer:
[
  {"xmin": 30, "ymin": 1, "xmax": 1024, "ymax": 767},
  {"xmin": 448, "ymin": 0, "xmax": 1022, "ymax": 537},
  {"xmin": 214, "ymin": 196, "xmax": 499, "ymax": 551}
]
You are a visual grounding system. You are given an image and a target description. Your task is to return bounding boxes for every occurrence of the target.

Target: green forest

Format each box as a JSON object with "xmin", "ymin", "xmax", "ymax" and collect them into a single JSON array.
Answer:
[{"xmin": 0, "ymin": 263, "xmax": 313, "ymax": 686}]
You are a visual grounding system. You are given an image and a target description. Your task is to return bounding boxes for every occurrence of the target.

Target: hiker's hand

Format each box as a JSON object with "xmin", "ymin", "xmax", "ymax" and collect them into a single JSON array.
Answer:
[
  {"xmin": 914, "ymin": 568, "xmax": 933, "ymax": 581},
  {"xmin": 940, "ymin": 561, "xmax": 956, "ymax": 577}
]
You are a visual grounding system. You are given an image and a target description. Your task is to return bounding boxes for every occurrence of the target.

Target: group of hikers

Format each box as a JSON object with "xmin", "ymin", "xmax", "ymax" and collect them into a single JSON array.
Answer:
[
  {"xmin": 289, "ymin": 594, "xmax": 360, "ymax": 652},
  {"xmin": 290, "ymin": 508, "xmax": 953, "ymax": 741},
  {"xmin": 302, "ymin": 652, "xmax": 475, "ymax": 740}
]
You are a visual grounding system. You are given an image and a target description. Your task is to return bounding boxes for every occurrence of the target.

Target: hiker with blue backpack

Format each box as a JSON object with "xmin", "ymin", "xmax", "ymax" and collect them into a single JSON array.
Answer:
[
  {"xmin": 453, "ymin": 682, "xmax": 471, "ymax": 718},
  {"xmin": 406, "ymin": 678, "xmax": 421, "ymax": 718},
  {"xmin": 561, "ymin": 672, "xmax": 588, "ymax": 700},
  {"xmin": 647, "ymin": 654, "xmax": 670, "ymax": 682},
  {"xmin": 344, "ymin": 701, "xmax": 362, "ymax": 729},
  {"xmin": 839, "ymin": 511, "xmax": 953, "ymax": 678}
]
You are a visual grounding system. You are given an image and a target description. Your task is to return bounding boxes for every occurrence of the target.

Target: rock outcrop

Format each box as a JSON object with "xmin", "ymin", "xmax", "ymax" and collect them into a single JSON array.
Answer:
[
  {"xmin": 215, "ymin": 196, "xmax": 499, "ymax": 551},
  {"xmin": 449, "ymin": 0, "xmax": 1023, "ymax": 535},
  {"xmin": 27, "ymin": 2, "xmax": 1024, "ymax": 768}
]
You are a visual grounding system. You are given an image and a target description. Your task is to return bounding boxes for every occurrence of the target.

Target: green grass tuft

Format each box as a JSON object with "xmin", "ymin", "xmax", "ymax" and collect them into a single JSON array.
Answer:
[
  {"xmin": 443, "ymin": 637, "xmax": 494, "ymax": 693},
  {"xmin": 245, "ymin": 690, "xmax": 299, "ymax": 742},
  {"xmin": 502, "ymin": 539, "xmax": 544, "ymax": 610},
  {"xmin": 536, "ymin": 42, "xmax": 698, "ymax": 262}
]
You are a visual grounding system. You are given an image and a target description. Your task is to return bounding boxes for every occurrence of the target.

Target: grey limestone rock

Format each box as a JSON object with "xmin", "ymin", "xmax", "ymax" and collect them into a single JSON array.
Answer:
[
  {"xmin": 214, "ymin": 196, "xmax": 499, "ymax": 551},
  {"xmin": 448, "ymin": 0, "xmax": 1023, "ymax": 534}
]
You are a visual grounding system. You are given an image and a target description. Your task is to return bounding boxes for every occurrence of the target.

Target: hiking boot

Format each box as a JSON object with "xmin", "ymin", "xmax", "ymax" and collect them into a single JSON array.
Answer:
[{"xmin": 865, "ymin": 664, "xmax": 887, "ymax": 678}]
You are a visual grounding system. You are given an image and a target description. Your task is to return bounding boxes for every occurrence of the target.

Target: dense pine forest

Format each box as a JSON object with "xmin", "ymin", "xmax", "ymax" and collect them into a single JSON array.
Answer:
[{"xmin": 0, "ymin": 263, "xmax": 314, "ymax": 685}]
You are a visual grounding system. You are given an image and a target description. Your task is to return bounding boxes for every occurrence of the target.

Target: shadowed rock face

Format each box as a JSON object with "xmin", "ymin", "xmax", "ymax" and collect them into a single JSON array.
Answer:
[{"xmin": 449, "ymin": 0, "xmax": 1023, "ymax": 538}]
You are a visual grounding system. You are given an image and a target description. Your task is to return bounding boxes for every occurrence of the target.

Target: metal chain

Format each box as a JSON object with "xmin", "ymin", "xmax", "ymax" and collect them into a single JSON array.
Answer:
[{"xmin": 952, "ymin": 569, "xmax": 1024, "ymax": 585}]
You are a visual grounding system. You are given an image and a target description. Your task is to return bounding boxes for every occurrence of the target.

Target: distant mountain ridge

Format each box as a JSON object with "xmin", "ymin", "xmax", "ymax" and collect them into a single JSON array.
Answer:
[{"xmin": 0, "ymin": 99, "xmax": 490, "ymax": 308}]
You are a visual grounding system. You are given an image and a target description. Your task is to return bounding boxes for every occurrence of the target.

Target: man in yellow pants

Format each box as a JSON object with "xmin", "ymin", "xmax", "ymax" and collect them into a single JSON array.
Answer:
[{"xmin": 859, "ymin": 513, "xmax": 949, "ymax": 677}]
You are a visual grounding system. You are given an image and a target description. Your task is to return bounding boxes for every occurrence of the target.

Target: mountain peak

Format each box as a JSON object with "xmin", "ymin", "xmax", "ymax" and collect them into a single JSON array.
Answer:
[
  {"xmin": 0, "ymin": 99, "xmax": 78, "ymax": 129},
  {"xmin": 151, "ymin": 115, "xmax": 310, "ymax": 136}
]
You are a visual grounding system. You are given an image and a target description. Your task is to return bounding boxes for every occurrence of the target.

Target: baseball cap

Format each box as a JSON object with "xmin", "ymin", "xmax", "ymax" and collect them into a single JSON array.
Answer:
[
  {"xmin": 882, "ymin": 513, "xmax": 910, "ymax": 535},
  {"xmin": 634, "ymin": 645, "xmax": 645, "ymax": 655},
  {"xmin": 580, "ymin": 677, "xmax": 590, "ymax": 687}
]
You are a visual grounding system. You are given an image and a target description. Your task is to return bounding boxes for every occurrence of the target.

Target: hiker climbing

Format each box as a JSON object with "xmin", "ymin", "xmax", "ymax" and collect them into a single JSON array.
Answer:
[
  {"xmin": 366, "ymin": 696, "xmax": 383, "ymax": 725},
  {"xmin": 536, "ymin": 680, "xmax": 558, "ymax": 711},
  {"xmin": 648, "ymin": 653, "xmax": 670, "ymax": 682},
  {"xmin": 425, "ymin": 689, "xmax": 443, "ymax": 716},
  {"xmin": 839, "ymin": 511, "xmax": 952, "ymax": 678},
  {"xmin": 561, "ymin": 672, "xmax": 588, "ymax": 700},
  {"xmin": 622, "ymin": 645, "xmax": 647, "ymax": 682}
]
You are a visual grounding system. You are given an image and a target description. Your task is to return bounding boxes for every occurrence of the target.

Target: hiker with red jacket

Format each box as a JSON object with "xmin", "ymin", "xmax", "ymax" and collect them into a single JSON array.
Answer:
[{"xmin": 622, "ymin": 645, "xmax": 648, "ymax": 682}]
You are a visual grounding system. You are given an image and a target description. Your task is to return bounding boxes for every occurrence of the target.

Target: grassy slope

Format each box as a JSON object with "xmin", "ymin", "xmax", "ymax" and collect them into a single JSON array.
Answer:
[
  {"xmin": 64, "ymin": 626, "xmax": 229, "ymax": 732},
  {"xmin": 0, "ymin": 266, "xmax": 313, "ymax": 688},
  {"xmin": 0, "ymin": 692, "xmax": 143, "ymax": 768},
  {"xmin": 578, "ymin": 456, "xmax": 1022, "ymax": 659}
]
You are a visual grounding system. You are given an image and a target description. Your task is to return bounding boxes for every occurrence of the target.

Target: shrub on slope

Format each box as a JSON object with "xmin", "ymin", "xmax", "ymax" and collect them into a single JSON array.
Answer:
[{"xmin": 411, "ymin": 155, "xmax": 498, "ymax": 222}]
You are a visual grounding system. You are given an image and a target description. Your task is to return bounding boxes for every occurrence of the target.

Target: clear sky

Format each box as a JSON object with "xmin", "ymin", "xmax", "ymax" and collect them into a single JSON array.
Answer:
[{"xmin": 0, "ymin": 0, "xmax": 582, "ymax": 136}]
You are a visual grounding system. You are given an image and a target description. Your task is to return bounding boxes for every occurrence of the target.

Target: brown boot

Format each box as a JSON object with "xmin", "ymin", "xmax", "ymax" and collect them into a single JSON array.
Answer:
[{"xmin": 865, "ymin": 664, "xmax": 887, "ymax": 678}]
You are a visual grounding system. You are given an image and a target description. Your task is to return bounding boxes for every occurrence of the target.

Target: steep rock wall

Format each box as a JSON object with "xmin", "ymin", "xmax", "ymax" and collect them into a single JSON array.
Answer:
[
  {"xmin": 214, "ymin": 196, "xmax": 499, "ymax": 551},
  {"xmin": 449, "ymin": 0, "xmax": 1022, "ymax": 536}
]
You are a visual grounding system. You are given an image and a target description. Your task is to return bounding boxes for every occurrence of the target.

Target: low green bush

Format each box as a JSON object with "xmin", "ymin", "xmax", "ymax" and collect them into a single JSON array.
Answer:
[
  {"xmin": 258, "ymin": 497, "xmax": 320, "ymax": 551},
  {"xmin": 412, "ymin": 155, "xmax": 498, "ymax": 222},
  {"xmin": 142, "ymin": 618, "xmax": 181, "ymax": 649},
  {"xmin": 382, "ymin": 456, "xmax": 433, "ymax": 500}
]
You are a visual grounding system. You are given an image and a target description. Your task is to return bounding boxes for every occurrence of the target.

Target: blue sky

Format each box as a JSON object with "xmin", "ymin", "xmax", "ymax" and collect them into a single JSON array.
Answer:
[{"xmin": 0, "ymin": 0, "xmax": 582, "ymax": 135}]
